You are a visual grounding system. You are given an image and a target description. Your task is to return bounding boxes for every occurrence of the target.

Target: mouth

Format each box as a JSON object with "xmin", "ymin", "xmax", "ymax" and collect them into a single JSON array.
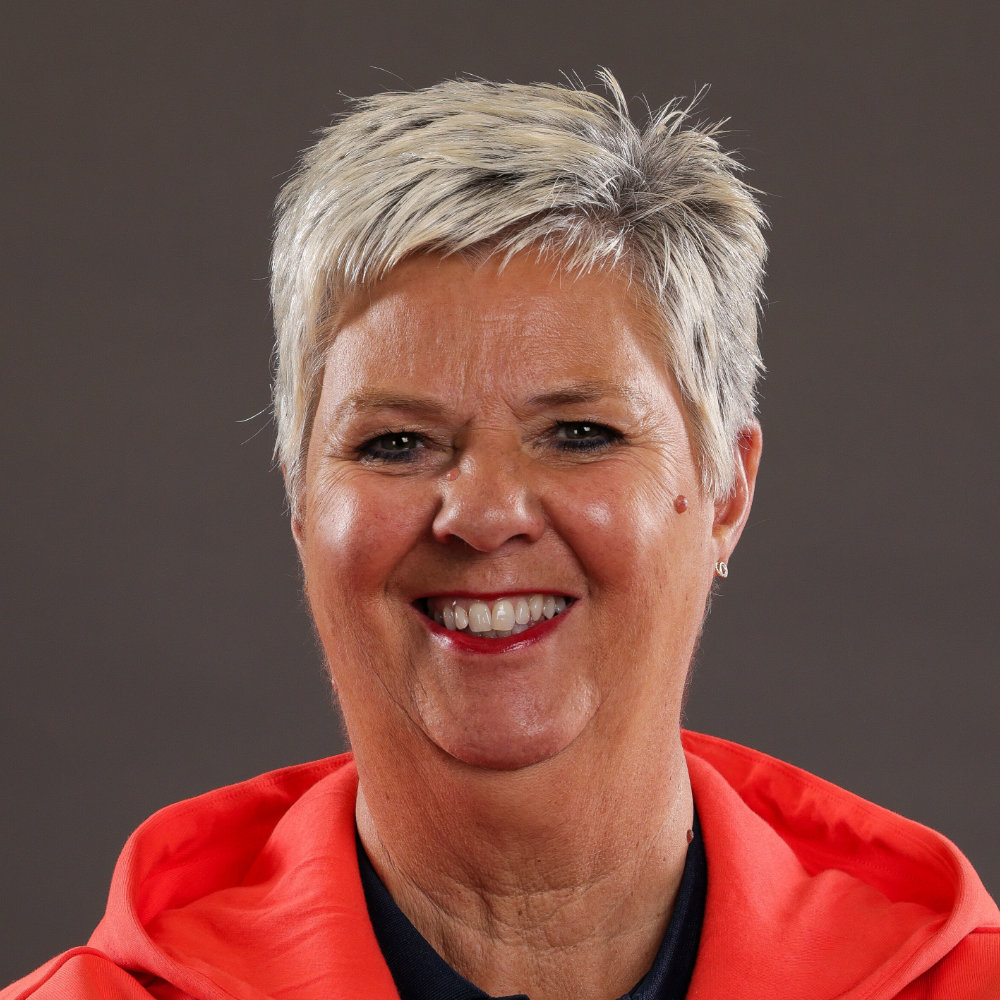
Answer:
[{"xmin": 416, "ymin": 593, "xmax": 573, "ymax": 640}]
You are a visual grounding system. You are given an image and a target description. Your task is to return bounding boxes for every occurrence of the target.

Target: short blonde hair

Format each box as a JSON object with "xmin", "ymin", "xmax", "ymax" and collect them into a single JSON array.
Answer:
[{"xmin": 271, "ymin": 71, "xmax": 767, "ymax": 516}]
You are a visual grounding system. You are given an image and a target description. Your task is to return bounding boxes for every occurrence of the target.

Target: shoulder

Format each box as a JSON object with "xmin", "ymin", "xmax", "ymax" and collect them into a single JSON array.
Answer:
[
  {"xmin": 1, "ymin": 949, "xmax": 159, "ymax": 1000},
  {"xmin": 3, "ymin": 755, "xmax": 363, "ymax": 1000},
  {"xmin": 916, "ymin": 930, "xmax": 1000, "ymax": 998},
  {"xmin": 683, "ymin": 731, "xmax": 1000, "ymax": 999}
]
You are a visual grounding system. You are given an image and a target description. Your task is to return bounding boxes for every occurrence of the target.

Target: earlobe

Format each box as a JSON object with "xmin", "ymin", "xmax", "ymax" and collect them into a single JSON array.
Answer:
[
  {"xmin": 283, "ymin": 463, "xmax": 308, "ymax": 560},
  {"xmin": 291, "ymin": 513, "xmax": 306, "ymax": 553},
  {"xmin": 289, "ymin": 514, "xmax": 310, "ymax": 599},
  {"xmin": 713, "ymin": 421, "xmax": 762, "ymax": 559}
]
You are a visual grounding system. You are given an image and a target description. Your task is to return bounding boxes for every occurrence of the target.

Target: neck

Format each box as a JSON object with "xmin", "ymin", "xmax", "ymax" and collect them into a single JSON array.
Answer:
[{"xmin": 355, "ymin": 730, "xmax": 693, "ymax": 1000}]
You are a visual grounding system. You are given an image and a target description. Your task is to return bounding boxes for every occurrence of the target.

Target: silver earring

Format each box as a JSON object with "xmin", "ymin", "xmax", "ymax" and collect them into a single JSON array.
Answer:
[{"xmin": 715, "ymin": 560, "xmax": 729, "ymax": 579}]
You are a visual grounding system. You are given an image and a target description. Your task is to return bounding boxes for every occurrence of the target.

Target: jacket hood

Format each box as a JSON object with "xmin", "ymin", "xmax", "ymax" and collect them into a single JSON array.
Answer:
[
  {"xmin": 89, "ymin": 754, "xmax": 394, "ymax": 1000},
  {"xmin": 681, "ymin": 732, "xmax": 999, "ymax": 998},
  {"xmin": 26, "ymin": 734, "xmax": 998, "ymax": 999}
]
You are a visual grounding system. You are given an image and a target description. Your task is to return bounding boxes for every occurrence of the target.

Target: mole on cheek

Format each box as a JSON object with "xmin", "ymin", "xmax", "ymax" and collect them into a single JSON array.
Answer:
[{"xmin": 673, "ymin": 494, "xmax": 688, "ymax": 514}]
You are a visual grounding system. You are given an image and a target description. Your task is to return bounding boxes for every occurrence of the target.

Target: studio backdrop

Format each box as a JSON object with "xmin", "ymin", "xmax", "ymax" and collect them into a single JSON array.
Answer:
[{"xmin": 2, "ymin": 1, "xmax": 997, "ymax": 983}]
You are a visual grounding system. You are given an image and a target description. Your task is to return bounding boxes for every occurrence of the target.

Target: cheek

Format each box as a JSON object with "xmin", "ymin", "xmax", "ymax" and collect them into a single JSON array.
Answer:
[
  {"xmin": 556, "ymin": 473, "xmax": 691, "ymax": 583},
  {"xmin": 301, "ymin": 479, "xmax": 426, "ymax": 708},
  {"xmin": 552, "ymin": 470, "xmax": 715, "ymax": 668},
  {"xmin": 304, "ymin": 476, "xmax": 425, "ymax": 597}
]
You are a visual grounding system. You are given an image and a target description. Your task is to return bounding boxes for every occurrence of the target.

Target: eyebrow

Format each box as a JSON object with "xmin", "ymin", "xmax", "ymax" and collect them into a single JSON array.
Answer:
[
  {"xmin": 526, "ymin": 380, "xmax": 646, "ymax": 410},
  {"xmin": 331, "ymin": 380, "xmax": 646, "ymax": 422},
  {"xmin": 330, "ymin": 391, "xmax": 446, "ymax": 422}
]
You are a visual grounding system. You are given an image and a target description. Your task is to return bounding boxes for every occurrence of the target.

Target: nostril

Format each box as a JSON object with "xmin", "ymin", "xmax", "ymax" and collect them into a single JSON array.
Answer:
[{"xmin": 431, "ymin": 456, "xmax": 546, "ymax": 551}]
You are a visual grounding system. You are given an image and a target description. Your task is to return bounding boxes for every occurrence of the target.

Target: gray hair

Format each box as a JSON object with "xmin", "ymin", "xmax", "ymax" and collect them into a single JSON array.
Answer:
[{"xmin": 271, "ymin": 71, "xmax": 767, "ymax": 516}]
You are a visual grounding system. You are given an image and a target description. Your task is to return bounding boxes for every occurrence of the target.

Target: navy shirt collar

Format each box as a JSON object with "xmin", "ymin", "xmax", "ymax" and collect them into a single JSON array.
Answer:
[{"xmin": 358, "ymin": 809, "xmax": 706, "ymax": 1000}]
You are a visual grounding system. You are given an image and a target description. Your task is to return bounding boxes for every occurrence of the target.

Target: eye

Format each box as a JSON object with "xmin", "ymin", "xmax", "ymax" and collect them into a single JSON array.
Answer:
[
  {"xmin": 357, "ymin": 431, "xmax": 427, "ymax": 463},
  {"xmin": 550, "ymin": 421, "xmax": 623, "ymax": 452}
]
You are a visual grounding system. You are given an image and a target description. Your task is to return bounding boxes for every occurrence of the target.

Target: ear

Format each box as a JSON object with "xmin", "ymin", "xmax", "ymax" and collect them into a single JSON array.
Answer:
[
  {"xmin": 713, "ymin": 421, "xmax": 762, "ymax": 562},
  {"xmin": 291, "ymin": 512, "xmax": 306, "ymax": 559},
  {"xmin": 283, "ymin": 463, "xmax": 307, "ymax": 562}
]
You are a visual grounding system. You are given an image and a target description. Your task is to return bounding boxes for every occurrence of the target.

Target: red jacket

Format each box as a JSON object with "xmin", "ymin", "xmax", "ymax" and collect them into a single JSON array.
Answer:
[{"xmin": 5, "ymin": 732, "xmax": 999, "ymax": 999}]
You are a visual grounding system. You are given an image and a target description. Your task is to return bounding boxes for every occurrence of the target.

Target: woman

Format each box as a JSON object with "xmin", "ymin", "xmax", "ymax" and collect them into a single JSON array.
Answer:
[{"xmin": 5, "ymin": 74, "xmax": 998, "ymax": 1000}]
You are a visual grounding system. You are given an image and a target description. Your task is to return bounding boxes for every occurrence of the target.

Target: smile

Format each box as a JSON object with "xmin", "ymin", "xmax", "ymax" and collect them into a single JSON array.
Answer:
[{"xmin": 422, "ymin": 593, "xmax": 572, "ymax": 639}]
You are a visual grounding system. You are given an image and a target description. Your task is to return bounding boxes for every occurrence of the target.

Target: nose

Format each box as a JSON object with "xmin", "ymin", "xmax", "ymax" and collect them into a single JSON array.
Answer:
[{"xmin": 431, "ymin": 437, "xmax": 545, "ymax": 552}]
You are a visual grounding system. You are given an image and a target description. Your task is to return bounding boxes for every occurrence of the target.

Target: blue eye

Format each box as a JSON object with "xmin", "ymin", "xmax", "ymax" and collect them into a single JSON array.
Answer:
[
  {"xmin": 552, "ymin": 422, "xmax": 622, "ymax": 451},
  {"xmin": 359, "ymin": 431, "xmax": 426, "ymax": 463}
]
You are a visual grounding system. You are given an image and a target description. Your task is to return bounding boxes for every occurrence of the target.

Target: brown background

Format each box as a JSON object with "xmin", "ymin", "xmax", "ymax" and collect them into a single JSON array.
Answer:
[{"xmin": 2, "ymin": 1, "xmax": 998, "ymax": 982}]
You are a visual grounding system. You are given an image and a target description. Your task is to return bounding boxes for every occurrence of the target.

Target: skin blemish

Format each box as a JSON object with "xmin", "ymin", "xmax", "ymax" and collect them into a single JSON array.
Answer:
[{"xmin": 673, "ymin": 494, "xmax": 688, "ymax": 514}]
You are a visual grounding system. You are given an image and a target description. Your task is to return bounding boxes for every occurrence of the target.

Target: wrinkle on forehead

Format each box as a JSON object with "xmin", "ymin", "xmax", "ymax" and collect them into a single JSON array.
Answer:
[
  {"xmin": 312, "ymin": 252, "xmax": 684, "ymax": 441},
  {"xmin": 330, "ymin": 249, "xmax": 663, "ymax": 349}
]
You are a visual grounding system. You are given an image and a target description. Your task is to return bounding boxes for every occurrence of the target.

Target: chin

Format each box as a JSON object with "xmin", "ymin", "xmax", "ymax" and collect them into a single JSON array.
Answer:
[
  {"xmin": 430, "ymin": 717, "xmax": 584, "ymax": 771},
  {"xmin": 413, "ymin": 672, "xmax": 601, "ymax": 771}
]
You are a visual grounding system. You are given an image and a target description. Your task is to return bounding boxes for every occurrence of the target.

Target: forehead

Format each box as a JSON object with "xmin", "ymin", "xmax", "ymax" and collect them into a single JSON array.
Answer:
[{"xmin": 322, "ymin": 253, "xmax": 670, "ymax": 406}]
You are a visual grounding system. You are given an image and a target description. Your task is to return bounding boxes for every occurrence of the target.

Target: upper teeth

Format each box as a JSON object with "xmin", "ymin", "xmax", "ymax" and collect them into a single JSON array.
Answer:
[{"xmin": 427, "ymin": 594, "xmax": 570, "ymax": 638}]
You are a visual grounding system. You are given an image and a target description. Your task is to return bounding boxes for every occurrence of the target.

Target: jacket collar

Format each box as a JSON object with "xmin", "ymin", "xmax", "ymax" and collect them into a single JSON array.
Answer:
[{"xmin": 89, "ymin": 735, "xmax": 999, "ymax": 1000}]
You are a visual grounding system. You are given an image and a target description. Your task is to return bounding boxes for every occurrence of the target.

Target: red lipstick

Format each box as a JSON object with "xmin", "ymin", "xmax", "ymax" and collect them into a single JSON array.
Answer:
[{"xmin": 422, "ymin": 606, "xmax": 569, "ymax": 654}]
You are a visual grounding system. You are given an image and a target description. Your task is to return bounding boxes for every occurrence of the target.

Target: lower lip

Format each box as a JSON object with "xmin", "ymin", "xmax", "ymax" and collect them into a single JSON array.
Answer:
[{"xmin": 424, "ymin": 610, "xmax": 568, "ymax": 654}]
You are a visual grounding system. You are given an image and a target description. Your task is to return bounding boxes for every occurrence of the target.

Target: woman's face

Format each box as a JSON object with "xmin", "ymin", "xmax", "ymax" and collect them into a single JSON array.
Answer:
[{"xmin": 296, "ymin": 253, "xmax": 756, "ymax": 772}]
